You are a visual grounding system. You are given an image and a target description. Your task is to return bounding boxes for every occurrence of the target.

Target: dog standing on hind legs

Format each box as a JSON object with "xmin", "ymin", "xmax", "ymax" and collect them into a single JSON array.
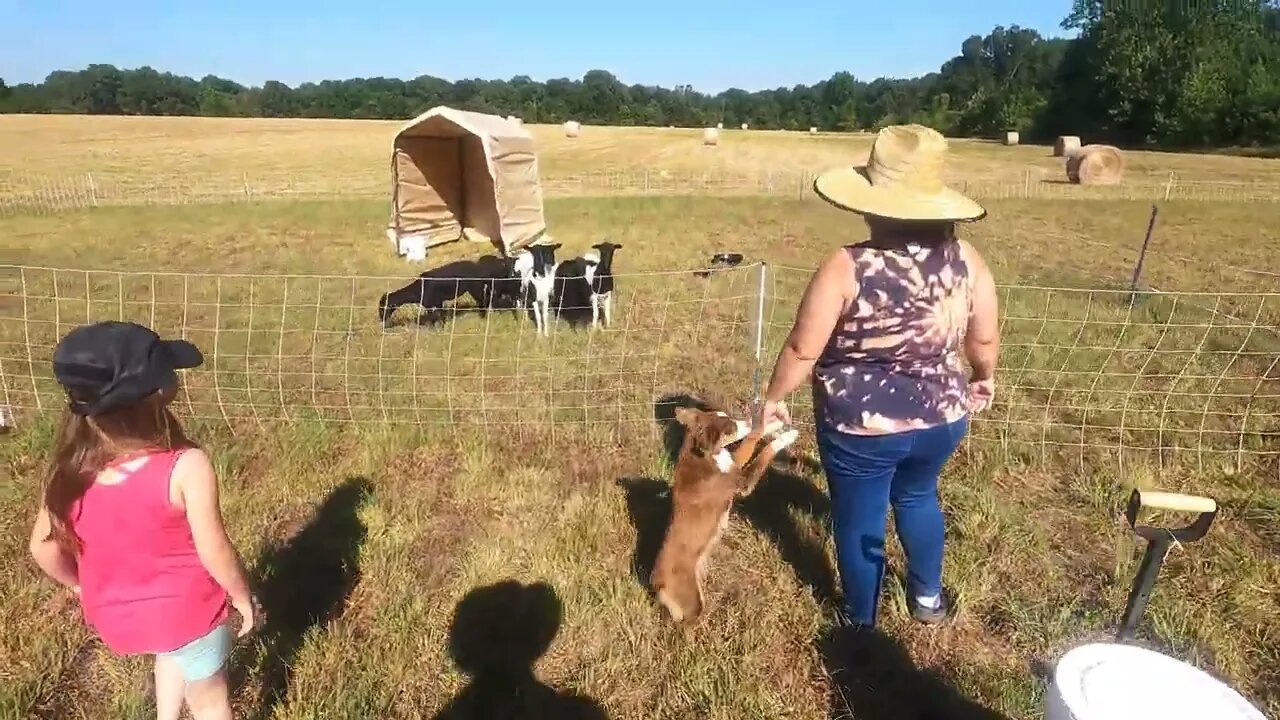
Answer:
[{"xmin": 651, "ymin": 408, "xmax": 798, "ymax": 625}]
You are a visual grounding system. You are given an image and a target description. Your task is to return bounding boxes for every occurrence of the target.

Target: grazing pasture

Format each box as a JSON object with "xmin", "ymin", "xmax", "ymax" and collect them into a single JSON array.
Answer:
[
  {"xmin": 4, "ymin": 115, "xmax": 1280, "ymax": 209},
  {"xmin": 1, "ymin": 116, "xmax": 1278, "ymax": 720}
]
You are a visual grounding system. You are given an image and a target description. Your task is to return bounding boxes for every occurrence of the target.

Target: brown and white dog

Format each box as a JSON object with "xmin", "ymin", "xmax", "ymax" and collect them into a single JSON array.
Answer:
[{"xmin": 651, "ymin": 408, "xmax": 798, "ymax": 625}]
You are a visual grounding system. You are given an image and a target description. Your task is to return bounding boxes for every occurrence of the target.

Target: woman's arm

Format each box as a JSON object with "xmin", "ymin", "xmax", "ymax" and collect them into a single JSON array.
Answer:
[
  {"xmin": 28, "ymin": 506, "xmax": 80, "ymax": 591},
  {"xmin": 962, "ymin": 242, "xmax": 999, "ymax": 380},
  {"xmin": 762, "ymin": 249, "xmax": 855, "ymax": 405},
  {"xmin": 176, "ymin": 449, "xmax": 256, "ymax": 631}
]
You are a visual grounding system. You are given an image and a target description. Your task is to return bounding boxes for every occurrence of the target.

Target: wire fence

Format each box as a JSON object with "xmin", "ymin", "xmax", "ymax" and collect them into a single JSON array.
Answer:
[
  {"xmin": 5, "ymin": 168, "xmax": 1280, "ymax": 217},
  {"xmin": 3, "ymin": 263, "xmax": 1278, "ymax": 475}
]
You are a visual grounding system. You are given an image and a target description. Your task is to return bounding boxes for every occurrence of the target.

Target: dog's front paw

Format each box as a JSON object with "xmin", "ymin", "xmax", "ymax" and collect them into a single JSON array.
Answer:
[{"xmin": 769, "ymin": 429, "xmax": 800, "ymax": 453}]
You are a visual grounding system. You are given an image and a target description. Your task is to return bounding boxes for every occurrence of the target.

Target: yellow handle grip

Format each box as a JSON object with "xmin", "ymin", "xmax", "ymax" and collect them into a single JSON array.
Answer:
[{"xmin": 1135, "ymin": 490, "xmax": 1216, "ymax": 514}]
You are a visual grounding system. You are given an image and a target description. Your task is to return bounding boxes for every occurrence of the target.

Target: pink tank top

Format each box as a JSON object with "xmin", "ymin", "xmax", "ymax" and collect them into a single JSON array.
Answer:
[{"xmin": 71, "ymin": 449, "xmax": 228, "ymax": 655}]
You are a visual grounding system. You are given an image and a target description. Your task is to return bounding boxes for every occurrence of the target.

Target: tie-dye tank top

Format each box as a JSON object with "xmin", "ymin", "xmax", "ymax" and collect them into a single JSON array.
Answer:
[{"xmin": 813, "ymin": 239, "xmax": 971, "ymax": 436}]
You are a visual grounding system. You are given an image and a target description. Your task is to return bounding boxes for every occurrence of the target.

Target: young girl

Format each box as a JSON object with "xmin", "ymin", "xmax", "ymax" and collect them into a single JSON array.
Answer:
[{"xmin": 28, "ymin": 321, "xmax": 258, "ymax": 720}]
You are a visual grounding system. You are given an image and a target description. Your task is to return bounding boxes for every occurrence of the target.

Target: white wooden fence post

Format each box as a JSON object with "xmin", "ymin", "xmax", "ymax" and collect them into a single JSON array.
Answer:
[{"xmin": 87, "ymin": 172, "xmax": 99, "ymax": 207}]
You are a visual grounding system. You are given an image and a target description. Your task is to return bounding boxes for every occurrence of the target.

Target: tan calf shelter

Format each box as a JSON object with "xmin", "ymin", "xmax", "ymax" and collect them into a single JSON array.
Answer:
[{"xmin": 387, "ymin": 106, "xmax": 546, "ymax": 260}]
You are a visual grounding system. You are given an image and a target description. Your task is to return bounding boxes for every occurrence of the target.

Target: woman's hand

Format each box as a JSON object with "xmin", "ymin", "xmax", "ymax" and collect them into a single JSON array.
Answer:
[
  {"xmin": 756, "ymin": 399, "xmax": 791, "ymax": 429},
  {"xmin": 967, "ymin": 378, "xmax": 996, "ymax": 414}
]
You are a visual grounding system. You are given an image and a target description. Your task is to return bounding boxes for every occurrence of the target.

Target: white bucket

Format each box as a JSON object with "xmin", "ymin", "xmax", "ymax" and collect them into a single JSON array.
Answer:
[
  {"xmin": 397, "ymin": 235, "xmax": 428, "ymax": 262},
  {"xmin": 1047, "ymin": 643, "xmax": 1265, "ymax": 720}
]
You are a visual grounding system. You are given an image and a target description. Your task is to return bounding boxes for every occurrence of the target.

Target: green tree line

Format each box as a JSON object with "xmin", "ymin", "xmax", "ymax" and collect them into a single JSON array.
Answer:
[{"xmin": 2, "ymin": 0, "xmax": 1277, "ymax": 148}]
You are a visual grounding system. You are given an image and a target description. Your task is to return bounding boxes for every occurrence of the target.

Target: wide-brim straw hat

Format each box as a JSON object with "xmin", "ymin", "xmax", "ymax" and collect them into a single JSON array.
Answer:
[{"xmin": 814, "ymin": 124, "xmax": 986, "ymax": 222}]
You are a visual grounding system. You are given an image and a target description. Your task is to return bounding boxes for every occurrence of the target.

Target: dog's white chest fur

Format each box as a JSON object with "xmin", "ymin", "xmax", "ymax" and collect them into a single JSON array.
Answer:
[{"xmin": 713, "ymin": 448, "xmax": 734, "ymax": 472}]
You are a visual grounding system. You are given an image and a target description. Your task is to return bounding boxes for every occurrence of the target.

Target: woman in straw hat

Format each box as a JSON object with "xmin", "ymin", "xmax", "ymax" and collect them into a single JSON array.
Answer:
[{"xmin": 756, "ymin": 124, "xmax": 999, "ymax": 628}]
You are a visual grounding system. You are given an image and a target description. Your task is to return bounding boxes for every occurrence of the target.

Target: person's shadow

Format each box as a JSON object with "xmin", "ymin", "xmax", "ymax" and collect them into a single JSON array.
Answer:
[
  {"xmin": 821, "ymin": 625, "xmax": 1010, "ymax": 720},
  {"xmin": 242, "ymin": 476, "xmax": 372, "ymax": 720},
  {"xmin": 432, "ymin": 580, "xmax": 609, "ymax": 720}
]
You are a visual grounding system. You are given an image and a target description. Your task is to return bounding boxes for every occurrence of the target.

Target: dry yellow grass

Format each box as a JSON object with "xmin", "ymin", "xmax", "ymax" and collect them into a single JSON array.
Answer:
[
  {"xmin": 2, "ymin": 115, "xmax": 1278, "ymax": 202},
  {"xmin": 3, "ymin": 197, "xmax": 1278, "ymax": 720}
]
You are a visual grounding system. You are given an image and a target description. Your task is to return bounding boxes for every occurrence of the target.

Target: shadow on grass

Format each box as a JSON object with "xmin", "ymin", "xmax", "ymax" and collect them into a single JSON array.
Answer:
[
  {"xmin": 821, "ymin": 625, "xmax": 1010, "ymax": 720},
  {"xmin": 432, "ymin": 580, "xmax": 608, "ymax": 720},
  {"xmin": 244, "ymin": 476, "xmax": 372, "ymax": 720},
  {"xmin": 645, "ymin": 392, "xmax": 840, "ymax": 608},
  {"xmin": 617, "ymin": 476, "xmax": 670, "ymax": 589}
]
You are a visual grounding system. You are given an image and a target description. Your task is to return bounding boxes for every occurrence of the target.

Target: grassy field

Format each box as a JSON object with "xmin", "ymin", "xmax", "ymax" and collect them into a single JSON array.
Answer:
[
  {"xmin": 4, "ymin": 115, "xmax": 1280, "ymax": 208},
  {"xmin": 2, "ymin": 188, "xmax": 1278, "ymax": 719}
]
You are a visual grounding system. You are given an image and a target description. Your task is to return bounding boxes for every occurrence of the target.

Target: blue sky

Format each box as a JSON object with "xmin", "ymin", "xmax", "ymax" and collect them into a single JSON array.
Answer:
[{"xmin": 1, "ymin": 1, "xmax": 1073, "ymax": 92}]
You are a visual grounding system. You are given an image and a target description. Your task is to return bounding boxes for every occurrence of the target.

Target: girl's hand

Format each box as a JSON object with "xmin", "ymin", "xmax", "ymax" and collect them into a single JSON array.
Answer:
[
  {"xmin": 756, "ymin": 399, "xmax": 791, "ymax": 429},
  {"xmin": 232, "ymin": 594, "xmax": 260, "ymax": 638},
  {"xmin": 968, "ymin": 378, "xmax": 996, "ymax": 414}
]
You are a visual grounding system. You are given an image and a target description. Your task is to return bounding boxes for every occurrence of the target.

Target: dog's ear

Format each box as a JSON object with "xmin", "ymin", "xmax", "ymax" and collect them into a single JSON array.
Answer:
[{"xmin": 674, "ymin": 407, "xmax": 699, "ymax": 427}]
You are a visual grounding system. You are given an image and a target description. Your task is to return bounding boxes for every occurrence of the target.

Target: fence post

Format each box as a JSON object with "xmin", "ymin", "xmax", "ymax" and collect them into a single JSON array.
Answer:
[
  {"xmin": 644, "ymin": 168, "xmax": 650, "ymax": 193},
  {"xmin": 751, "ymin": 263, "xmax": 769, "ymax": 409},
  {"xmin": 1129, "ymin": 204, "xmax": 1160, "ymax": 301},
  {"xmin": 1024, "ymin": 170, "xmax": 1032, "ymax": 198},
  {"xmin": 87, "ymin": 172, "xmax": 98, "ymax": 207},
  {"xmin": 1164, "ymin": 172, "xmax": 1175, "ymax": 202},
  {"xmin": 242, "ymin": 173, "xmax": 252, "ymax": 202}
]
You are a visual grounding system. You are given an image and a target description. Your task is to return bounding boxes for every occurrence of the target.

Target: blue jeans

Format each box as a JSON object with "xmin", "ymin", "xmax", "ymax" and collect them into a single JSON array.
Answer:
[{"xmin": 817, "ymin": 417, "xmax": 969, "ymax": 626}]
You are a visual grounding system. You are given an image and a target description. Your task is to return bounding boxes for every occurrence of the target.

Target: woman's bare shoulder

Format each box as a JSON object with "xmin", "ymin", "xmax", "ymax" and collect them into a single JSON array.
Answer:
[{"xmin": 957, "ymin": 239, "xmax": 990, "ymax": 274}]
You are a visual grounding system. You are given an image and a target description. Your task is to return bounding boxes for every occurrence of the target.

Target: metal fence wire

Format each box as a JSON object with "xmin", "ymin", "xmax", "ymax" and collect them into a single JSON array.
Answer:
[
  {"xmin": 2, "ymin": 263, "xmax": 1278, "ymax": 475},
  {"xmin": 4, "ymin": 168, "xmax": 1280, "ymax": 218}
]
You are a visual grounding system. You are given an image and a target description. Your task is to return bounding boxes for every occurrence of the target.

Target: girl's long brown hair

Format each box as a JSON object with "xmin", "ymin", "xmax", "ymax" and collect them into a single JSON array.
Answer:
[{"xmin": 44, "ymin": 390, "xmax": 193, "ymax": 554}]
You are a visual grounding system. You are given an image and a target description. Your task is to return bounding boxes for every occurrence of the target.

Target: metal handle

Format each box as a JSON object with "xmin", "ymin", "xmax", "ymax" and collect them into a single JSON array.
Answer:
[
  {"xmin": 1117, "ymin": 489, "xmax": 1218, "ymax": 641},
  {"xmin": 1124, "ymin": 489, "xmax": 1218, "ymax": 543}
]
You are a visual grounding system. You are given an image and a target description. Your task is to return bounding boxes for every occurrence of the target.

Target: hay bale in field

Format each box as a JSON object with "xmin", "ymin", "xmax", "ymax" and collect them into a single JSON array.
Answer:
[
  {"xmin": 1066, "ymin": 144, "xmax": 1126, "ymax": 186},
  {"xmin": 507, "ymin": 115, "xmax": 523, "ymax": 127},
  {"xmin": 716, "ymin": 122, "xmax": 724, "ymax": 130},
  {"xmin": 809, "ymin": 126, "xmax": 818, "ymax": 134},
  {"xmin": 1003, "ymin": 131, "xmax": 1020, "ymax": 146},
  {"xmin": 1055, "ymin": 135, "xmax": 1082, "ymax": 157},
  {"xmin": 563, "ymin": 120, "xmax": 581, "ymax": 138},
  {"xmin": 741, "ymin": 123, "xmax": 749, "ymax": 131},
  {"xmin": 703, "ymin": 128, "xmax": 720, "ymax": 146}
]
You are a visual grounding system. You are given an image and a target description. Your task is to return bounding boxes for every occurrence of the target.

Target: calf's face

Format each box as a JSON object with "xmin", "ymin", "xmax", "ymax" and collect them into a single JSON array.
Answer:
[{"xmin": 529, "ymin": 244, "xmax": 560, "ymax": 275}]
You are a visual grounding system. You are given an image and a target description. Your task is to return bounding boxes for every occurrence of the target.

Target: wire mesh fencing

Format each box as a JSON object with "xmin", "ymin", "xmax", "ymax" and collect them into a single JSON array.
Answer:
[
  {"xmin": 5, "ymin": 168, "xmax": 1280, "ymax": 218},
  {"xmin": 0, "ymin": 264, "xmax": 762, "ymax": 433},
  {"xmin": 3, "ymin": 262, "xmax": 1278, "ymax": 474}
]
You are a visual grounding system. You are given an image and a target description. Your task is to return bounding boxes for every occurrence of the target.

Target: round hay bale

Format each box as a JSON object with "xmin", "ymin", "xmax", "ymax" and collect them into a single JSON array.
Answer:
[
  {"xmin": 1003, "ymin": 131, "xmax": 1020, "ymax": 146},
  {"xmin": 1055, "ymin": 135, "xmax": 1082, "ymax": 157},
  {"xmin": 809, "ymin": 126, "xmax": 818, "ymax": 134},
  {"xmin": 716, "ymin": 122, "xmax": 724, "ymax": 130},
  {"xmin": 507, "ymin": 115, "xmax": 523, "ymax": 127},
  {"xmin": 703, "ymin": 128, "xmax": 720, "ymax": 146},
  {"xmin": 563, "ymin": 120, "xmax": 581, "ymax": 138},
  {"xmin": 1066, "ymin": 145, "xmax": 1126, "ymax": 186},
  {"xmin": 741, "ymin": 123, "xmax": 749, "ymax": 131}
]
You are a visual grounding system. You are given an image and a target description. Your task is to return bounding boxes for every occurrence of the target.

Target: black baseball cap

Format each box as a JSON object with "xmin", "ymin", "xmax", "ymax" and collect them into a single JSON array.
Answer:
[{"xmin": 52, "ymin": 321, "xmax": 204, "ymax": 416}]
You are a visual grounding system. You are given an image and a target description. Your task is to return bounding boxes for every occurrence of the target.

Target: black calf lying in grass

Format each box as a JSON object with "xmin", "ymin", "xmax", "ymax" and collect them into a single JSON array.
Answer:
[{"xmin": 377, "ymin": 256, "xmax": 518, "ymax": 328}]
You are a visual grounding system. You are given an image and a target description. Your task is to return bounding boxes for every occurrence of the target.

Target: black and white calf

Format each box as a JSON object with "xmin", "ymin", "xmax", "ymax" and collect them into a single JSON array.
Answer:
[
  {"xmin": 520, "ymin": 243, "xmax": 560, "ymax": 336},
  {"xmin": 584, "ymin": 241, "xmax": 622, "ymax": 329},
  {"xmin": 553, "ymin": 241, "xmax": 623, "ymax": 330}
]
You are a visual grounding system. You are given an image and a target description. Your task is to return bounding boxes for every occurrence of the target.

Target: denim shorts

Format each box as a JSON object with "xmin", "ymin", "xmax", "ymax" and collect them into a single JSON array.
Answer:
[{"xmin": 157, "ymin": 622, "xmax": 233, "ymax": 682}]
